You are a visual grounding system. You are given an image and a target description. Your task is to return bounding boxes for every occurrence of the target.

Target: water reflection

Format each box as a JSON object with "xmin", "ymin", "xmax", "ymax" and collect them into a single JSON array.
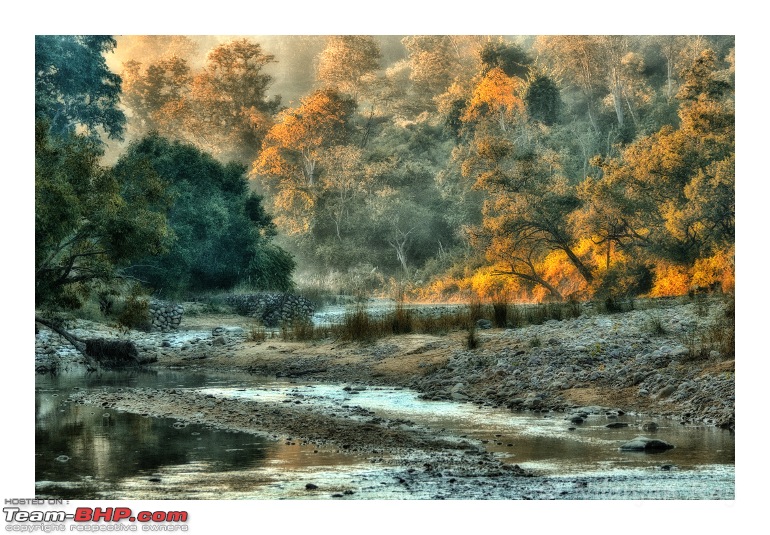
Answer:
[
  {"xmin": 204, "ymin": 383, "xmax": 735, "ymax": 473},
  {"xmin": 35, "ymin": 371, "xmax": 735, "ymax": 499},
  {"xmin": 35, "ymin": 371, "xmax": 366, "ymax": 499}
]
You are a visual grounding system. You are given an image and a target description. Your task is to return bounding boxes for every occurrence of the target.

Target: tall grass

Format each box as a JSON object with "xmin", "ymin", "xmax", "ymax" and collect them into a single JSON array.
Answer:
[
  {"xmin": 268, "ymin": 299, "xmax": 586, "ymax": 344},
  {"xmin": 679, "ymin": 295, "xmax": 735, "ymax": 361}
]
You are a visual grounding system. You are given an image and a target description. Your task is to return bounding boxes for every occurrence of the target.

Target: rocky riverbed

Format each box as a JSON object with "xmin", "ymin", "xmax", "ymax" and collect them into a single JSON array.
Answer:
[
  {"xmin": 36, "ymin": 296, "xmax": 735, "ymax": 431},
  {"xmin": 35, "ymin": 296, "xmax": 735, "ymax": 499}
]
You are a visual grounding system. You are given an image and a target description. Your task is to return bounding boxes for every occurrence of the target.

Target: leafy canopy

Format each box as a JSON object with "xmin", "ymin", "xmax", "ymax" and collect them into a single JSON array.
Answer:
[
  {"xmin": 120, "ymin": 134, "xmax": 295, "ymax": 295},
  {"xmin": 35, "ymin": 35, "xmax": 126, "ymax": 142},
  {"xmin": 35, "ymin": 121, "xmax": 171, "ymax": 310}
]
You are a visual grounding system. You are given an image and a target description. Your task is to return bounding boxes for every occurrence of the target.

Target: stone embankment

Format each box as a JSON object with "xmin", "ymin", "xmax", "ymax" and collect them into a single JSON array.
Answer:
[
  {"xmin": 149, "ymin": 300, "xmax": 184, "ymax": 332},
  {"xmin": 225, "ymin": 293, "xmax": 314, "ymax": 327}
]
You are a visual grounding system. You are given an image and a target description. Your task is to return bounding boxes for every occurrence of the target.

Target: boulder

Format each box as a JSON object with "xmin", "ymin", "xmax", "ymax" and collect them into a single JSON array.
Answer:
[{"xmin": 619, "ymin": 436, "xmax": 674, "ymax": 452}]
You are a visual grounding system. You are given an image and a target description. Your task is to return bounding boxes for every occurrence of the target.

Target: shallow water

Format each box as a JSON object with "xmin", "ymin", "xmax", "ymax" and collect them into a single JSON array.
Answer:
[{"xmin": 35, "ymin": 369, "xmax": 735, "ymax": 499}]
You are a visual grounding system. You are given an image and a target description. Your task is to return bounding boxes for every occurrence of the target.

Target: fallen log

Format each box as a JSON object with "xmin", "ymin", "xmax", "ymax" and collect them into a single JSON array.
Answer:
[
  {"xmin": 35, "ymin": 315, "xmax": 98, "ymax": 371},
  {"xmin": 84, "ymin": 338, "xmax": 141, "ymax": 367},
  {"xmin": 35, "ymin": 316, "xmax": 144, "ymax": 370}
]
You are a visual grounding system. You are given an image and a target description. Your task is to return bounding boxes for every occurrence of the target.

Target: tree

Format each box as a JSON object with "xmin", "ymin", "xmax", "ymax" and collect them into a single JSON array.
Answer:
[
  {"xmin": 316, "ymin": 145, "xmax": 369, "ymax": 241},
  {"xmin": 120, "ymin": 56, "xmax": 192, "ymax": 135},
  {"xmin": 525, "ymin": 73, "xmax": 562, "ymax": 126},
  {"xmin": 459, "ymin": 122, "xmax": 593, "ymax": 300},
  {"xmin": 117, "ymin": 134, "xmax": 295, "ymax": 295},
  {"xmin": 367, "ymin": 187, "xmax": 437, "ymax": 276},
  {"xmin": 461, "ymin": 67, "xmax": 526, "ymax": 132},
  {"xmin": 119, "ymin": 38, "xmax": 280, "ymax": 163},
  {"xmin": 479, "ymin": 41, "xmax": 531, "ymax": 78},
  {"xmin": 581, "ymin": 48, "xmax": 734, "ymax": 292},
  {"xmin": 316, "ymin": 35, "xmax": 381, "ymax": 98},
  {"xmin": 400, "ymin": 35, "xmax": 486, "ymax": 114},
  {"xmin": 36, "ymin": 35, "xmax": 126, "ymax": 142},
  {"xmin": 35, "ymin": 122, "xmax": 171, "ymax": 311},
  {"xmin": 534, "ymin": 35, "xmax": 605, "ymax": 134},
  {"xmin": 253, "ymin": 89, "xmax": 356, "ymax": 234}
]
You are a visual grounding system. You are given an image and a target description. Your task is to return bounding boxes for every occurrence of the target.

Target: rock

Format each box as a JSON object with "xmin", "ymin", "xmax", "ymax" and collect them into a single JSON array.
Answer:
[
  {"xmin": 305, "ymin": 483, "xmax": 318, "ymax": 490},
  {"xmin": 212, "ymin": 336, "xmax": 227, "ymax": 346},
  {"xmin": 619, "ymin": 436, "xmax": 674, "ymax": 452},
  {"xmin": 476, "ymin": 319, "xmax": 493, "ymax": 330},
  {"xmin": 605, "ymin": 422, "xmax": 629, "ymax": 428},
  {"xmin": 642, "ymin": 422, "xmax": 659, "ymax": 432}
]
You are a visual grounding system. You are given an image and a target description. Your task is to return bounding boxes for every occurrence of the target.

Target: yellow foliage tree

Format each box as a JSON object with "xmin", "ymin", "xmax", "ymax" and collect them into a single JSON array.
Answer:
[
  {"xmin": 252, "ymin": 89, "xmax": 356, "ymax": 235},
  {"xmin": 462, "ymin": 67, "xmax": 525, "ymax": 131}
]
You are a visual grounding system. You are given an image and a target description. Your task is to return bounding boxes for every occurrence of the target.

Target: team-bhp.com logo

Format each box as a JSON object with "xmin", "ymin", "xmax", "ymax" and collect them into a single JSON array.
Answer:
[{"xmin": 4, "ymin": 506, "xmax": 189, "ymax": 532}]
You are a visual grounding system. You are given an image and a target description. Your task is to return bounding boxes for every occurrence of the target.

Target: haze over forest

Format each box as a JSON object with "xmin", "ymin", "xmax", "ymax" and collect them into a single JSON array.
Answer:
[{"xmin": 36, "ymin": 35, "xmax": 735, "ymax": 307}]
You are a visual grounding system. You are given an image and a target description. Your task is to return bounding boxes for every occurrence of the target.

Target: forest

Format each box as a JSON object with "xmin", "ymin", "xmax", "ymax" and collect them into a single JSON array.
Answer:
[{"xmin": 35, "ymin": 35, "xmax": 735, "ymax": 314}]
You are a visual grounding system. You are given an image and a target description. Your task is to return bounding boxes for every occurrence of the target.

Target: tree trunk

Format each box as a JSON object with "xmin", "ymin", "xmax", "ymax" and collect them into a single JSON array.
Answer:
[
  {"xmin": 35, "ymin": 316, "xmax": 98, "ymax": 371},
  {"xmin": 612, "ymin": 85, "xmax": 625, "ymax": 128},
  {"xmin": 561, "ymin": 246, "xmax": 595, "ymax": 283}
]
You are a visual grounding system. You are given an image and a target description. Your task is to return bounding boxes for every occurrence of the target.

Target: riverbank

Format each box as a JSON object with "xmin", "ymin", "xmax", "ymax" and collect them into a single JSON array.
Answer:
[
  {"xmin": 36, "ymin": 296, "xmax": 735, "ymax": 499},
  {"xmin": 38, "ymin": 296, "xmax": 735, "ymax": 431}
]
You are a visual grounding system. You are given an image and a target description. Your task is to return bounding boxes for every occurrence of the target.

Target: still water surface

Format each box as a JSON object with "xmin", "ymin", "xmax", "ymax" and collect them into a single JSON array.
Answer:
[{"xmin": 36, "ymin": 369, "xmax": 735, "ymax": 499}]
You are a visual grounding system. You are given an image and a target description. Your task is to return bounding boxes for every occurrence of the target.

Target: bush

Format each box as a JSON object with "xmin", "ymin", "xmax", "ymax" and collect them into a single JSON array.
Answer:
[
  {"xmin": 466, "ymin": 324, "xmax": 480, "ymax": 349},
  {"xmin": 114, "ymin": 289, "xmax": 151, "ymax": 331},
  {"xmin": 492, "ymin": 301, "xmax": 509, "ymax": 328}
]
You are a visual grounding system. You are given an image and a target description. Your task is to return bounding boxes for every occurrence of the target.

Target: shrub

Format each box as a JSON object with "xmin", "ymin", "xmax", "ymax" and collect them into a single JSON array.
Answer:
[
  {"xmin": 492, "ymin": 301, "xmax": 509, "ymax": 328},
  {"xmin": 466, "ymin": 324, "xmax": 480, "ymax": 349},
  {"xmin": 115, "ymin": 290, "xmax": 151, "ymax": 331}
]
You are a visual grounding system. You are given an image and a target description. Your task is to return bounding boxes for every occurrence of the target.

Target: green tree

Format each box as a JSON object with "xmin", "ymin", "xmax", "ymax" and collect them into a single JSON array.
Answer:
[
  {"xmin": 119, "ymin": 134, "xmax": 294, "ymax": 294},
  {"xmin": 479, "ymin": 41, "xmax": 531, "ymax": 78},
  {"xmin": 35, "ymin": 35, "xmax": 126, "ymax": 142},
  {"xmin": 525, "ymin": 73, "xmax": 562, "ymax": 126},
  {"xmin": 35, "ymin": 122, "xmax": 171, "ymax": 311}
]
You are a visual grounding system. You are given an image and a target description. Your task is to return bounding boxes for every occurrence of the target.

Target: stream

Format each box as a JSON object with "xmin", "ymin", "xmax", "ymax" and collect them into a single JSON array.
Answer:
[{"xmin": 35, "ymin": 369, "xmax": 735, "ymax": 500}]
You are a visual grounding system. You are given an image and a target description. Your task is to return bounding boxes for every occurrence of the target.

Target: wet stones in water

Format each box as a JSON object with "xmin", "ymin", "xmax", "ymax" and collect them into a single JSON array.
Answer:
[
  {"xmin": 619, "ymin": 436, "xmax": 674, "ymax": 452},
  {"xmin": 569, "ymin": 416, "xmax": 585, "ymax": 424},
  {"xmin": 642, "ymin": 421, "xmax": 659, "ymax": 432},
  {"xmin": 305, "ymin": 483, "xmax": 318, "ymax": 490},
  {"xmin": 606, "ymin": 422, "xmax": 629, "ymax": 428}
]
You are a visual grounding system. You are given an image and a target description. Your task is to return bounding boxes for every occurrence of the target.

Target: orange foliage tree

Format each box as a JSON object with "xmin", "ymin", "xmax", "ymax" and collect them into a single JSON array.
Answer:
[
  {"xmin": 462, "ymin": 67, "xmax": 525, "ymax": 132},
  {"xmin": 252, "ymin": 89, "xmax": 356, "ymax": 234},
  {"xmin": 583, "ymin": 49, "xmax": 734, "ymax": 294},
  {"xmin": 121, "ymin": 38, "xmax": 280, "ymax": 163}
]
